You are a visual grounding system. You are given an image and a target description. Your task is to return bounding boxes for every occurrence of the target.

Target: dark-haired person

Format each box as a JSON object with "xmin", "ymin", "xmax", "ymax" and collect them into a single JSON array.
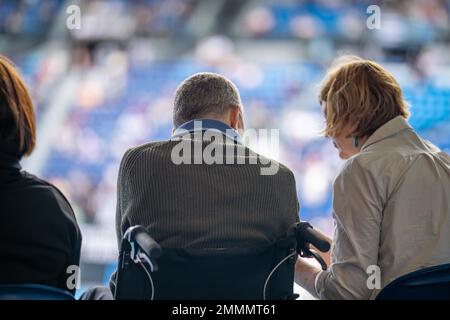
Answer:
[
  {"xmin": 0, "ymin": 55, "xmax": 82, "ymax": 295},
  {"xmin": 295, "ymin": 56, "xmax": 450, "ymax": 300}
]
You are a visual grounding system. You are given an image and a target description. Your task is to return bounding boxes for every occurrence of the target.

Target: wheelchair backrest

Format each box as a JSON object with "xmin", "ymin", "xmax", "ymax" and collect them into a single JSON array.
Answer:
[{"xmin": 115, "ymin": 235, "xmax": 297, "ymax": 300}]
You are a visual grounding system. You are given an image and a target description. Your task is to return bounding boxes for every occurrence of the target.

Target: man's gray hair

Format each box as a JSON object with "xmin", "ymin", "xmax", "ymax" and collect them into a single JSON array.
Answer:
[{"xmin": 173, "ymin": 72, "xmax": 242, "ymax": 128}]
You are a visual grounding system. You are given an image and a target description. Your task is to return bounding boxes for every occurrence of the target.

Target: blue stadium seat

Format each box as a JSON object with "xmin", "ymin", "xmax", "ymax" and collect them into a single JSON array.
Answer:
[
  {"xmin": 376, "ymin": 263, "xmax": 450, "ymax": 300},
  {"xmin": 0, "ymin": 284, "xmax": 75, "ymax": 300}
]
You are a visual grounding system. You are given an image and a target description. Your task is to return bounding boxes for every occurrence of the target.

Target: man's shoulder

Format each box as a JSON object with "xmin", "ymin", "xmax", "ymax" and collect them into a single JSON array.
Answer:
[
  {"xmin": 119, "ymin": 139, "xmax": 296, "ymax": 181},
  {"xmin": 251, "ymin": 150, "xmax": 295, "ymax": 178},
  {"xmin": 127, "ymin": 139, "xmax": 175, "ymax": 154},
  {"xmin": 120, "ymin": 140, "xmax": 176, "ymax": 165}
]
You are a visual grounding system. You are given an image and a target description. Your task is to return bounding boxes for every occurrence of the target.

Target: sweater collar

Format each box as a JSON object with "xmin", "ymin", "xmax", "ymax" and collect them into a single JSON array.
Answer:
[
  {"xmin": 0, "ymin": 151, "xmax": 21, "ymax": 170},
  {"xmin": 0, "ymin": 151, "xmax": 21, "ymax": 184}
]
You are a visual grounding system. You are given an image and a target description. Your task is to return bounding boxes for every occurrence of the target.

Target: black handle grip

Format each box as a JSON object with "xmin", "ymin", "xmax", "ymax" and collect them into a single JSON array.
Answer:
[
  {"xmin": 297, "ymin": 222, "xmax": 331, "ymax": 253},
  {"xmin": 134, "ymin": 228, "xmax": 162, "ymax": 260},
  {"xmin": 308, "ymin": 249, "xmax": 328, "ymax": 271},
  {"xmin": 123, "ymin": 226, "xmax": 162, "ymax": 260}
]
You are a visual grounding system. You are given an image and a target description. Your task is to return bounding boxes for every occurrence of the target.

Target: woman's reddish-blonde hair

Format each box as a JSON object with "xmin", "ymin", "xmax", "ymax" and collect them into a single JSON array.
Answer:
[
  {"xmin": 0, "ymin": 55, "xmax": 36, "ymax": 157},
  {"xmin": 319, "ymin": 55, "xmax": 410, "ymax": 138}
]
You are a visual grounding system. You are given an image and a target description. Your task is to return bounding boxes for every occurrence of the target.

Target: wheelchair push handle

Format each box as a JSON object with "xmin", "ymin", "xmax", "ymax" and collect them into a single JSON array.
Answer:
[
  {"xmin": 297, "ymin": 222, "xmax": 331, "ymax": 253},
  {"xmin": 294, "ymin": 222, "xmax": 331, "ymax": 271},
  {"xmin": 134, "ymin": 229, "xmax": 162, "ymax": 260},
  {"xmin": 123, "ymin": 226, "xmax": 162, "ymax": 271}
]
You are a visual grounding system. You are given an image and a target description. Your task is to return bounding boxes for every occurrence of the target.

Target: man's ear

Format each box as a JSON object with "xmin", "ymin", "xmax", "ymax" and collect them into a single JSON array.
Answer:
[{"xmin": 229, "ymin": 106, "xmax": 241, "ymax": 130}]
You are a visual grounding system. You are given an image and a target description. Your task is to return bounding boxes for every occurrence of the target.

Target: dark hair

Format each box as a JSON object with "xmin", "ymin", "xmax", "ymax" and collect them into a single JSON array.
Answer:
[{"xmin": 0, "ymin": 55, "xmax": 36, "ymax": 157}]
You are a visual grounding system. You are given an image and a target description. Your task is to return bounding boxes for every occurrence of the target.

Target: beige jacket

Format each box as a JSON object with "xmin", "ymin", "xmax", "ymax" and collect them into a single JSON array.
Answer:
[{"xmin": 315, "ymin": 116, "xmax": 450, "ymax": 300}]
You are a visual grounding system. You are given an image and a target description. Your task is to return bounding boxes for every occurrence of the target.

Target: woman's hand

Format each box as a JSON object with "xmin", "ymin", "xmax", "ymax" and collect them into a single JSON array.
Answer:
[
  {"xmin": 295, "ymin": 234, "xmax": 332, "ymax": 299},
  {"xmin": 294, "ymin": 257, "xmax": 321, "ymax": 298},
  {"xmin": 311, "ymin": 233, "xmax": 332, "ymax": 266}
]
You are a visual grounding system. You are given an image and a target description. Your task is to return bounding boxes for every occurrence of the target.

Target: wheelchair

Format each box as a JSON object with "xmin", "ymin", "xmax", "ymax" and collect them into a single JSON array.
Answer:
[{"xmin": 113, "ymin": 222, "xmax": 331, "ymax": 300}]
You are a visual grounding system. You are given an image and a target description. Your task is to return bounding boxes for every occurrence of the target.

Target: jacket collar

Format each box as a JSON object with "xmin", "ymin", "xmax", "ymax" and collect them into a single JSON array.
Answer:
[
  {"xmin": 0, "ymin": 151, "xmax": 21, "ymax": 184},
  {"xmin": 361, "ymin": 116, "xmax": 412, "ymax": 150},
  {"xmin": 0, "ymin": 151, "xmax": 21, "ymax": 170},
  {"xmin": 172, "ymin": 119, "xmax": 243, "ymax": 144}
]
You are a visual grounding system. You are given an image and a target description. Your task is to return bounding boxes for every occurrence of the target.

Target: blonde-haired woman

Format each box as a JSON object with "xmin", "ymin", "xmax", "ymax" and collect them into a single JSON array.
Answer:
[{"xmin": 295, "ymin": 56, "xmax": 450, "ymax": 299}]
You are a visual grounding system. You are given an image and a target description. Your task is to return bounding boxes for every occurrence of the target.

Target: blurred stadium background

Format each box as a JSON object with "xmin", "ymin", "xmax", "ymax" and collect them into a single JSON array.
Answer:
[{"xmin": 1, "ymin": 0, "xmax": 449, "ymax": 297}]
